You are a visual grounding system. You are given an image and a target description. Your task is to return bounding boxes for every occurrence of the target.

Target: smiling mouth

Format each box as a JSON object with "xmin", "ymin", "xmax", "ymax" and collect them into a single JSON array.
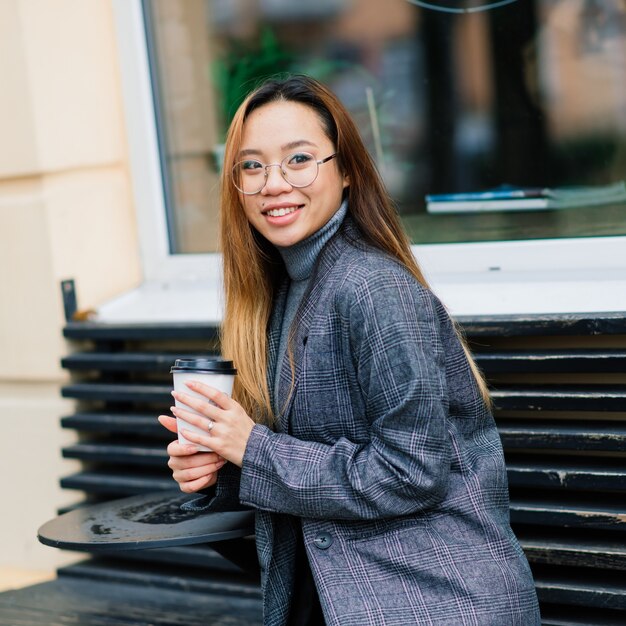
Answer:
[{"xmin": 262, "ymin": 205, "xmax": 302, "ymax": 217}]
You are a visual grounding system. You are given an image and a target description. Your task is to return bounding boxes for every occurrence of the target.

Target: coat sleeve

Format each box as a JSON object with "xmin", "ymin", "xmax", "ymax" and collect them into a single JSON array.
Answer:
[{"xmin": 238, "ymin": 268, "xmax": 452, "ymax": 520}]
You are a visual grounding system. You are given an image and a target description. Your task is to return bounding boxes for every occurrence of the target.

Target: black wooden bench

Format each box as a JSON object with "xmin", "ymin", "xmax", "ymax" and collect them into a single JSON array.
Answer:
[{"xmin": 1, "ymin": 312, "xmax": 625, "ymax": 625}]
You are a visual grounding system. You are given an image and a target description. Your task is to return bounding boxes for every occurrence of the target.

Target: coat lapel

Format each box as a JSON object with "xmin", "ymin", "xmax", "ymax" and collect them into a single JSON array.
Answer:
[
  {"xmin": 274, "ymin": 281, "xmax": 316, "ymax": 432},
  {"xmin": 267, "ymin": 278, "xmax": 289, "ymax": 423},
  {"xmin": 274, "ymin": 221, "xmax": 354, "ymax": 431}
]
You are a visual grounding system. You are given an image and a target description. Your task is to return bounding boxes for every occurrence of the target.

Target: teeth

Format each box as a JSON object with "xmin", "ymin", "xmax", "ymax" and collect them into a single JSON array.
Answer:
[{"xmin": 266, "ymin": 206, "xmax": 298, "ymax": 217}]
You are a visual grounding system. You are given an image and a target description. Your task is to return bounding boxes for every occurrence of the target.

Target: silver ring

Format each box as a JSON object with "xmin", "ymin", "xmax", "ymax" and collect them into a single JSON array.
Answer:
[{"xmin": 206, "ymin": 419, "xmax": 214, "ymax": 432}]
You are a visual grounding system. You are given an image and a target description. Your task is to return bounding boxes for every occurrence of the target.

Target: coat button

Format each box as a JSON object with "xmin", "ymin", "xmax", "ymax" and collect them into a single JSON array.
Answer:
[{"xmin": 313, "ymin": 532, "xmax": 333, "ymax": 550}]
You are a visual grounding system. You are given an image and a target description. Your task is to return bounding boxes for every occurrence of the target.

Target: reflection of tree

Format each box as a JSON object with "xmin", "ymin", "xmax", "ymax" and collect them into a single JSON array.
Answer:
[{"xmin": 213, "ymin": 28, "xmax": 293, "ymax": 136}]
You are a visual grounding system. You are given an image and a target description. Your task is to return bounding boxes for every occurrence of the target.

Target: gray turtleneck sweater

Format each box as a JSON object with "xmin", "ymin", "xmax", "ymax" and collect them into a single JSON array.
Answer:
[
  {"xmin": 273, "ymin": 199, "xmax": 348, "ymax": 408},
  {"xmin": 272, "ymin": 200, "xmax": 348, "ymax": 621}
]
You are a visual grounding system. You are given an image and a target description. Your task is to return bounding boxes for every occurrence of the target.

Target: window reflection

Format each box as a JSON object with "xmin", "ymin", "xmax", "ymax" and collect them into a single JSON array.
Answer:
[{"xmin": 144, "ymin": 0, "xmax": 626, "ymax": 252}]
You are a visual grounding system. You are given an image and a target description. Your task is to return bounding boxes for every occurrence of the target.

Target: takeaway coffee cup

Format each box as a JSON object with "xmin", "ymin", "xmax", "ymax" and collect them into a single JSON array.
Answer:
[{"xmin": 170, "ymin": 358, "xmax": 237, "ymax": 452}]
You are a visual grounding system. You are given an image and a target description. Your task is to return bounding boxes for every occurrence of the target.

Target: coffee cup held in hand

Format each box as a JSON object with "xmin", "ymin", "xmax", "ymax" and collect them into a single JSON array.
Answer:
[{"xmin": 170, "ymin": 358, "xmax": 237, "ymax": 451}]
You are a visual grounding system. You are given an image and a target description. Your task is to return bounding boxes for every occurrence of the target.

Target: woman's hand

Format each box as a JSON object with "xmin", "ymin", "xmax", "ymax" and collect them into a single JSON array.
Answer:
[
  {"xmin": 168, "ymin": 380, "xmax": 255, "ymax": 468},
  {"xmin": 157, "ymin": 414, "xmax": 226, "ymax": 493}
]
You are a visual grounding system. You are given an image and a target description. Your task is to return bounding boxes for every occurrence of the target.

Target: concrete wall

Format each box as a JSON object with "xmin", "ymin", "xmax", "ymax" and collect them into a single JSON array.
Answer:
[{"xmin": 0, "ymin": 0, "xmax": 141, "ymax": 579}]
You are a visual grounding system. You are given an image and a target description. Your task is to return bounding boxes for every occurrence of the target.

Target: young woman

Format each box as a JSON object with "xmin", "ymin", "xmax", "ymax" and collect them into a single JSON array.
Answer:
[{"xmin": 159, "ymin": 75, "xmax": 541, "ymax": 626}]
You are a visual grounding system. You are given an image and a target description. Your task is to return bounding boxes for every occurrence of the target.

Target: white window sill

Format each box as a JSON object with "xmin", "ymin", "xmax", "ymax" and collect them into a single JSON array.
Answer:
[
  {"xmin": 96, "ymin": 280, "xmax": 224, "ymax": 324},
  {"xmin": 95, "ymin": 268, "xmax": 626, "ymax": 324}
]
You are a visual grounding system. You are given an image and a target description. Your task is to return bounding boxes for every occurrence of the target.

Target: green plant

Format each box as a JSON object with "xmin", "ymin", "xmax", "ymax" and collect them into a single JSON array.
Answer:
[{"xmin": 213, "ymin": 28, "xmax": 294, "ymax": 139}]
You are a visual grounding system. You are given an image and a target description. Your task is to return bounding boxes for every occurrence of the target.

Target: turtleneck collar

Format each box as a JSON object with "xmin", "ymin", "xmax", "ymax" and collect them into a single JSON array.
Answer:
[{"xmin": 276, "ymin": 199, "xmax": 348, "ymax": 281}]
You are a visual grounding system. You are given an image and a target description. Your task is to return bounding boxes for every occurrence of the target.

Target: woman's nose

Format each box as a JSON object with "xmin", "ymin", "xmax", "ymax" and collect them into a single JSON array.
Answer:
[{"xmin": 261, "ymin": 164, "xmax": 292, "ymax": 195}]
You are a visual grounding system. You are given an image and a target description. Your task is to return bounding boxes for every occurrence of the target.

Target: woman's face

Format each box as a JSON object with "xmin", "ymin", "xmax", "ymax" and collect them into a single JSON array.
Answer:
[{"xmin": 237, "ymin": 100, "xmax": 349, "ymax": 248}]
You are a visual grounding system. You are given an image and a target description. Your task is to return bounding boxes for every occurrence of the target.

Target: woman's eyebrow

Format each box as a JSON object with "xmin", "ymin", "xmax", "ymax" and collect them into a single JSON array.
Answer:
[
  {"xmin": 238, "ymin": 140, "xmax": 318, "ymax": 159},
  {"xmin": 238, "ymin": 148, "xmax": 262, "ymax": 158}
]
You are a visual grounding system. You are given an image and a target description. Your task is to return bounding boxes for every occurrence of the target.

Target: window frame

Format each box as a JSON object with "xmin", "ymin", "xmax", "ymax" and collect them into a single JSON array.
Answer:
[{"xmin": 110, "ymin": 0, "xmax": 626, "ymax": 319}]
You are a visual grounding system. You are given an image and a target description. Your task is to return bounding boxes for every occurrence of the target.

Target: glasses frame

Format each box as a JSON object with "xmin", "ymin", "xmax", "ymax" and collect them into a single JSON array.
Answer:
[{"xmin": 231, "ymin": 152, "xmax": 338, "ymax": 195}]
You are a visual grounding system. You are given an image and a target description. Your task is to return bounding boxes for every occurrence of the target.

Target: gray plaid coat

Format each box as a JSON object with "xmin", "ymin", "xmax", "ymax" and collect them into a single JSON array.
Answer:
[{"xmin": 223, "ymin": 218, "xmax": 540, "ymax": 625}]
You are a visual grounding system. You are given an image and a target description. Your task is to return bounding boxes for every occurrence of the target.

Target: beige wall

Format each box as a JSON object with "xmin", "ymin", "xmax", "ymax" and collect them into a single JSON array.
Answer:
[{"xmin": 0, "ymin": 0, "xmax": 141, "ymax": 577}]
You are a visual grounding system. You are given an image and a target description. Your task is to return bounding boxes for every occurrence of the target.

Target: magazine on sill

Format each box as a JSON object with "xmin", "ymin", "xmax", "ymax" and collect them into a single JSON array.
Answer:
[{"xmin": 425, "ymin": 181, "xmax": 626, "ymax": 213}]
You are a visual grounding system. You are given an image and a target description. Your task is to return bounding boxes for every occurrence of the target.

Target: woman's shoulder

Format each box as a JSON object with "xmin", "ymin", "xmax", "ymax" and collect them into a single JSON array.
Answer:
[
  {"xmin": 331, "ymin": 242, "xmax": 439, "ymax": 314},
  {"xmin": 335, "ymin": 241, "xmax": 426, "ymax": 292},
  {"xmin": 317, "ymin": 218, "xmax": 450, "ymax": 319}
]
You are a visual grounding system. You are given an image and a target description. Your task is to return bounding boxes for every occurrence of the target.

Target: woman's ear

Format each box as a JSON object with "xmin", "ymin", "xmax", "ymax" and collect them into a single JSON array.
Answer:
[{"xmin": 342, "ymin": 172, "xmax": 350, "ymax": 189}]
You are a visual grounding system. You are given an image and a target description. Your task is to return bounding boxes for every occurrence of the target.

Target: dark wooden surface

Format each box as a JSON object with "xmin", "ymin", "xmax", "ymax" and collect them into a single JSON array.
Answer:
[
  {"xmin": 63, "ymin": 321, "xmax": 220, "ymax": 341},
  {"xmin": 61, "ymin": 411, "xmax": 166, "ymax": 435},
  {"xmin": 61, "ymin": 351, "xmax": 212, "ymax": 372},
  {"xmin": 13, "ymin": 314, "xmax": 626, "ymax": 624},
  {"xmin": 474, "ymin": 349, "xmax": 626, "ymax": 373},
  {"xmin": 498, "ymin": 420, "xmax": 626, "ymax": 452},
  {"xmin": 458, "ymin": 311, "xmax": 626, "ymax": 336},
  {"xmin": 0, "ymin": 575, "xmax": 262, "ymax": 626}
]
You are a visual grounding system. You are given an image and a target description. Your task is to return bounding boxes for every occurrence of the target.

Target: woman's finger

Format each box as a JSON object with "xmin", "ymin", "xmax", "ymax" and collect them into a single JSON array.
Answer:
[
  {"xmin": 171, "ymin": 391, "xmax": 221, "ymax": 421},
  {"xmin": 173, "ymin": 460, "xmax": 224, "ymax": 484},
  {"xmin": 158, "ymin": 414, "xmax": 178, "ymax": 434},
  {"xmin": 185, "ymin": 380, "xmax": 234, "ymax": 410},
  {"xmin": 166, "ymin": 439, "xmax": 201, "ymax": 457},
  {"xmin": 168, "ymin": 451, "xmax": 223, "ymax": 471},
  {"xmin": 166, "ymin": 439, "xmax": 222, "ymax": 461},
  {"xmin": 170, "ymin": 405, "xmax": 215, "ymax": 430},
  {"xmin": 180, "ymin": 427, "xmax": 214, "ymax": 451},
  {"xmin": 178, "ymin": 472, "xmax": 218, "ymax": 494}
]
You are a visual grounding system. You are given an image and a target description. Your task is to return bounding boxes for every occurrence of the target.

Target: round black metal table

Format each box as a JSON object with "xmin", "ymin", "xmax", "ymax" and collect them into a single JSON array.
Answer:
[
  {"xmin": 38, "ymin": 492, "xmax": 255, "ymax": 552},
  {"xmin": 33, "ymin": 492, "xmax": 262, "ymax": 621}
]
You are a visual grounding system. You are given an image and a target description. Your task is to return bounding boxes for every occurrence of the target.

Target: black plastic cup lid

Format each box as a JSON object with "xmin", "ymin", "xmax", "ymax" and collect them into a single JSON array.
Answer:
[{"xmin": 170, "ymin": 358, "xmax": 237, "ymax": 375}]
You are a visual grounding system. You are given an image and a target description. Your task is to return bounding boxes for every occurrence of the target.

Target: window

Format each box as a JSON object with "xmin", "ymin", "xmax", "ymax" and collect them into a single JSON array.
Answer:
[{"xmin": 112, "ymin": 0, "xmax": 626, "ymax": 317}]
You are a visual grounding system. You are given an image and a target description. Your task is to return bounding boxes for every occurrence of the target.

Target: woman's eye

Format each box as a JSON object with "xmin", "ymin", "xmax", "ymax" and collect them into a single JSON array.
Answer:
[
  {"xmin": 242, "ymin": 160, "xmax": 263, "ymax": 172},
  {"xmin": 287, "ymin": 153, "xmax": 313, "ymax": 167}
]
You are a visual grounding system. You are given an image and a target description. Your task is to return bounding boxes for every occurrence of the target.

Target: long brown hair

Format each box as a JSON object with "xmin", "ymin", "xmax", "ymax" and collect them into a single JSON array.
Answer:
[{"xmin": 219, "ymin": 75, "xmax": 490, "ymax": 423}]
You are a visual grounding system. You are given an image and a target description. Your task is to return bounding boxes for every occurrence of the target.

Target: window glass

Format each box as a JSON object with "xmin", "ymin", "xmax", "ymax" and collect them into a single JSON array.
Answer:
[{"xmin": 143, "ymin": 0, "xmax": 626, "ymax": 253}]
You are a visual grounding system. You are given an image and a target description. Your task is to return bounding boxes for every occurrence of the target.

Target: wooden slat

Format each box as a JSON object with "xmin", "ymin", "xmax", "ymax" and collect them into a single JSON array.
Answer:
[
  {"xmin": 0, "ymin": 576, "xmax": 262, "ymax": 626},
  {"xmin": 109, "ymin": 538, "xmax": 260, "ymax": 577},
  {"xmin": 60, "ymin": 347, "xmax": 626, "ymax": 375},
  {"xmin": 474, "ymin": 349, "xmax": 626, "ymax": 374},
  {"xmin": 458, "ymin": 312, "xmax": 626, "ymax": 336},
  {"xmin": 510, "ymin": 498, "xmax": 626, "ymax": 532},
  {"xmin": 519, "ymin": 535, "xmax": 626, "ymax": 571},
  {"xmin": 61, "ymin": 351, "xmax": 214, "ymax": 372},
  {"xmin": 491, "ymin": 387, "xmax": 626, "ymax": 412},
  {"xmin": 540, "ymin": 604, "xmax": 626, "ymax": 626},
  {"xmin": 61, "ymin": 412, "xmax": 165, "ymax": 436},
  {"xmin": 506, "ymin": 461, "xmax": 626, "ymax": 492},
  {"xmin": 541, "ymin": 617, "xmax": 626, "ymax": 626},
  {"xmin": 61, "ymin": 314, "xmax": 626, "ymax": 341},
  {"xmin": 63, "ymin": 321, "xmax": 219, "ymax": 341},
  {"xmin": 58, "ymin": 559, "xmax": 262, "ymax": 599},
  {"xmin": 498, "ymin": 421, "xmax": 626, "ymax": 452},
  {"xmin": 534, "ymin": 574, "xmax": 626, "ymax": 611},
  {"xmin": 61, "ymin": 382, "xmax": 171, "ymax": 404},
  {"xmin": 61, "ymin": 382, "xmax": 626, "ymax": 411},
  {"xmin": 106, "ymin": 543, "xmax": 245, "ymax": 573},
  {"xmin": 60, "ymin": 470, "xmax": 175, "ymax": 496},
  {"xmin": 62, "ymin": 442, "xmax": 168, "ymax": 467}
]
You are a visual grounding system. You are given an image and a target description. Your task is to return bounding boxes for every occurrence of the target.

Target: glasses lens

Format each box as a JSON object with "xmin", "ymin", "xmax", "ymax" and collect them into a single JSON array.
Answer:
[
  {"xmin": 231, "ymin": 153, "xmax": 320, "ymax": 194},
  {"xmin": 232, "ymin": 159, "xmax": 265, "ymax": 194},
  {"xmin": 282, "ymin": 152, "xmax": 318, "ymax": 188}
]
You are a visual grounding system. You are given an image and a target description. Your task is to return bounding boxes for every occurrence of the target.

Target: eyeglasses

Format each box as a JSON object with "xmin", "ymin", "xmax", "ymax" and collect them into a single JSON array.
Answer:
[{"xmin": 231, "ymin": 152, "xmax": 337, "ymax": 195}]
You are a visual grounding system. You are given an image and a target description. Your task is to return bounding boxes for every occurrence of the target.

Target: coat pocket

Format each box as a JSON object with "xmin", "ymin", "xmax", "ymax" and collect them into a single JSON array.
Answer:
[{"xmin": 338, "ymin": 515, "xmax": 428, "ymax": 542}]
